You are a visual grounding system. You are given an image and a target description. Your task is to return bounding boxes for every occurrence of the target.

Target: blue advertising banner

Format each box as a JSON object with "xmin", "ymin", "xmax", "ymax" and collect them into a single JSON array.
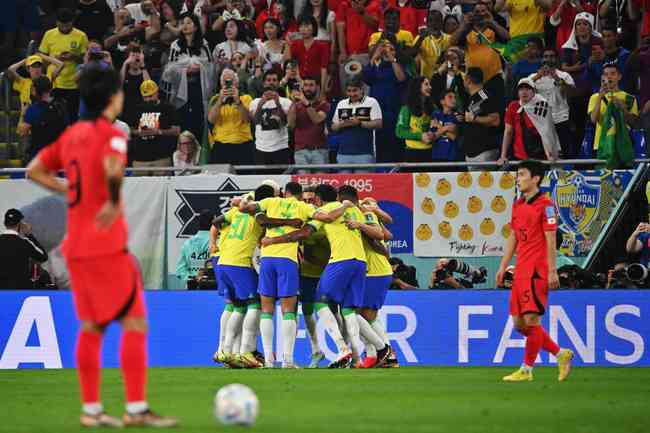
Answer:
[{"xmin": 0, "ymin": 291, "xmax": 648, "ymax": 369}]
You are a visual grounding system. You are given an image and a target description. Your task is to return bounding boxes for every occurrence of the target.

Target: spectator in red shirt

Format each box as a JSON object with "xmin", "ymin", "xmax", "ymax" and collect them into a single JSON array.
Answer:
[
  {"xmin": 336, "ymin": 0, "xmax": 380, "ymax": 65},
  {"xmin": 287, "ymin": 76, "xmax": 330, "ymax": 172},
  {"xmin": 256, "ymin": 0, "xmax": 299, "ymax": 40},
  {"xmin": 291, "ymin": 16, "xmax": 330, "ymax": 96},
  {"xmin": 549, "ymin": 0, "xmax": 597, "ymax": 52},
  {"xmin": 499, "ymin": 78, "xmax": 552, "ymax": 163}
]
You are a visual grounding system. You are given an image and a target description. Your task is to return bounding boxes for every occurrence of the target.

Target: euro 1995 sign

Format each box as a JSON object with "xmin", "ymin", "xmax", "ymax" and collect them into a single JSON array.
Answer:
[{"xmin": 0, "ymin": 291, "xmax": 648, "ymax": 369}]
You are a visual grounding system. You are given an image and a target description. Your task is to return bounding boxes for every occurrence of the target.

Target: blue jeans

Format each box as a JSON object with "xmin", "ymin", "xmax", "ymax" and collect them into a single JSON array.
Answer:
[
  {"xmin": 294, "ymin": 149, "xmax": 328, "ymax": 173},
  {"xmin": 336, "ymin": 153, "xmax": 375, "ymax": 173}
]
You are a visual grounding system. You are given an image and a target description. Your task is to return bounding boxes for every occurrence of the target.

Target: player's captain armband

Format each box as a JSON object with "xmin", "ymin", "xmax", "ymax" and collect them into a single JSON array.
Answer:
[
  {"xmin": 545, "ymin": 206, "xmax": 556, "ymax": 226},
  {"xmin": 110, "ymin": 136, "xmax": 127, "ymax": 154}
]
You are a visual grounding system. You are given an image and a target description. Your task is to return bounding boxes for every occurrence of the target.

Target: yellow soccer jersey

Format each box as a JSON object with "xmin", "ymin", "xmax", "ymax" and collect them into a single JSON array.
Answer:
[
  {"xmin": 308, "ymin": 201, "xmax": 366, "ymax": 264},
  {"xmin": 300, "ymin": 231, "xmax": 331, "ymax": 278},
  {"xmin": 363, "ymin": 212, "xmax": 393, "ymax": 277},
  {"xmin": 259, "ymin": 196, "xmax": 316, "ymax": 262},
  {"xmin": 39, "ymin": 28, "xmax": 88, "ymax": 89},
  {"xmin": 218, "ymin": 208, "xmax": 263, "ymax": 267}
]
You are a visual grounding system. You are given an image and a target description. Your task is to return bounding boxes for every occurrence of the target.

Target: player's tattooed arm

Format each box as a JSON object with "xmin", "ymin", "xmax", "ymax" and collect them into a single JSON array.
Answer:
[
  {"xmin": 312, "ymin": 200, "xmax": 354, "ymax": 223},
  {"xmin": 26, "ymin": 157, "xmax": 68, "ymax": 195},
  {"xmin": 345, "ymin": 219, "xmax": 384, "ymax": 240},
  {"xmin": 255, "ymin": 214, "xmax": 303, "ymax": 228},
  {"xmin": 260, "ymin": 225, "xmax": 315, "ymax": 247}
]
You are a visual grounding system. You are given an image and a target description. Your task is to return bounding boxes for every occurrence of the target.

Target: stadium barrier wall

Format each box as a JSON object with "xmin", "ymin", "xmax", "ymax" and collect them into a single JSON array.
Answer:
[{"xmin": 1, "ymin": 290, "xmax": 648, "ymax": 369}]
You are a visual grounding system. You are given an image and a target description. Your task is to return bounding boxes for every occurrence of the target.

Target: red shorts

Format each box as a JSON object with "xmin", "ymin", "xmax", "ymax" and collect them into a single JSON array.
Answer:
[
  {"xmin": 66, "ymin": 252, "xmax": 146, "ymax": 325},
  {"xmin": 510, "ymin": 273, "xmax": 548, "ymax": 317}
]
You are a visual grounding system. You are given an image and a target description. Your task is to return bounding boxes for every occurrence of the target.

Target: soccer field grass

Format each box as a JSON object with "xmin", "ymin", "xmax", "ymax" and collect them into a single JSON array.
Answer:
[{"xmin": 2, "ymin": 367, "xmax": 649, "ymax": 433}]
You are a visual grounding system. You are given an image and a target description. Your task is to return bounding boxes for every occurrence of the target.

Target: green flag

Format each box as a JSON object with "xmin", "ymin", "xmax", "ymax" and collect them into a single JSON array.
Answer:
[{"xmin": 596, "ymin": 99, "xmax": 634, "ymax": 168}]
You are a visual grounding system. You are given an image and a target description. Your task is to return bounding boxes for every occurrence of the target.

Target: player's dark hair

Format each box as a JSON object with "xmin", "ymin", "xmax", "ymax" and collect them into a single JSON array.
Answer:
[
  {"xmin": 284, "ymin": 182, "xmax": 303, "ymax": 198},
  {"xmin": 255, "ymin": 184, "xmax": 275, "ymax": 201},
  {"xmin": 32, "ymin": 76, "xmax": 52, "ymax": 97},
  {"xmin": 337, "ymin": 185, "xmax": 359, "ymax": 202},
  {"xmin": 518, "ymin": 159, "xmax": 545, "ymax": 185},
  {"xmin": 79, "ymin": 66, "xmax": 122, "ymax": 120},
  {"xmin": 57, "ymin": 8, "xmax": 75, "ymax": 23},
  {"xmin": 198, "ymin": 209, "xmax": 213, "ymax": 231},
  {"xmin": 314, "ymin": 184, "xmax": 337, "ymax": 203}
]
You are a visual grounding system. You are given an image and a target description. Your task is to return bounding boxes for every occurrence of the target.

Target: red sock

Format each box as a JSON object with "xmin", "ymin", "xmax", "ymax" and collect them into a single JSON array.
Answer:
[
  {"xmin": 76, "ymin": 330, "xmax": 103, "ymax": 403},
  {"xmin": 120, "ymin": 330, "xmax": 147, "ymax": 403},
  {"xmin": 541, "ymin": 327, "xmax": 560, "ymax": 355},
  {"xmin": 524, "ymin": 325, "xmax": 543, "ymax": 368}
]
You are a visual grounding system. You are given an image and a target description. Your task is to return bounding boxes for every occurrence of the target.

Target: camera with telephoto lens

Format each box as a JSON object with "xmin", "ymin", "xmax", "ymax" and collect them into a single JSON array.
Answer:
[
  {"xmin": 435, "ymin": 259, "xmax": 487, "ymax": 287},
  {"xmin": 610, "ymin": 263, "xmax": 648, "ymax": 288}
]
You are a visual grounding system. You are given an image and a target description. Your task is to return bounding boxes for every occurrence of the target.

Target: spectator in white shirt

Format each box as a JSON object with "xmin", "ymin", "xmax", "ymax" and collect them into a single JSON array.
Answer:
[
  {"xmin": 173, "ymin": 130, "xmax": 201, "ymax": 175},
  {"xmin": 529, "ymin": 47, "xmax": 576, "ymax": 158}
]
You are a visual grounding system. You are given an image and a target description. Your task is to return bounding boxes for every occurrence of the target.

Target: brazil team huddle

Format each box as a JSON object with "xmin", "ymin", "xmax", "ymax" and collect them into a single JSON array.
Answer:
[{"xmin": 209, "ymin": 180, "xmax": 397, "ymax": 369}]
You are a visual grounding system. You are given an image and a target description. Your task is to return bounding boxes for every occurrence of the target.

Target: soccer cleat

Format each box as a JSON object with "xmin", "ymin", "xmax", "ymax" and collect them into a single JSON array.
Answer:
[
  {"xmin": 252, "ymin": 350, "xmax": 265, "ymax": 365},
  {"xmin": 328, "ymin": 351, "xmax": 352, "ymax": 369},
  {"xmin": 224, "ymin": 353, "xmax": 247, "ymax": 369},
  {"xmin": 122, "ymin": 409, "xmax": 178, "ymax": 428},
  {"xmin": 360, "ymin": 356, "xmax": 377, "ymax": 368},
  {"xmin": 212, "ymin": 351, "xmax": 227, "ymax": 364},
  {"xmin": 502, "ymin": 368, "xmax": 533, "ymax": 382},
  {"xmin": 557, "ymin": 348, "xmax": 574, "ymax": 382},
  {"xmin": 374, "ymin": 345, "xmax": 392, "ymax": 367},
  {"xmin": 282, "ymin": 362, "xmax": 300, "ymax": 369},
  {"xmin": 239, "ymin": 352, "xmax": 263, "ymax": 369},
  {"xmin": 308, "ymin": 352, "xmax": 325, "ymax": 369},
  {"xmin": 381, "ymin": 357, "xmax": 400, "ymax": 368},
  {"xmin": 80, "ymin": 412, "xmax": 123, "ymax": 428}
]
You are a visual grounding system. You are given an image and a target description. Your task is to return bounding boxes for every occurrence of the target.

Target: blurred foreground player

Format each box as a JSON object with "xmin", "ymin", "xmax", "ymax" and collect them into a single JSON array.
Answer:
[
  {"xmin": 496, "ymin": 160, "xmax": 573, "ymax": 382},
  {"xmin": 26, "ymin": 66, "xmax": 178, "ymax": 427}
]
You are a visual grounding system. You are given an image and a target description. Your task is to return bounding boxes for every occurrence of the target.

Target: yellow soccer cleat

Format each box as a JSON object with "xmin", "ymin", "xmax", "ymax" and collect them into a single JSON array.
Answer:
[
  {"xmin": 557, "ymin": 348, "xmax": 574, "ymax": 382},
  {"xmin": 502, "ymin": 368, "xmax": 533, "ymax": 382},
  {"xmin": 239, "ymin": 352, "xmax": 264, "ymax": 369},
  {"xmin": 213, "ymin": 350, "xmax": 227, "ymax": 364}
]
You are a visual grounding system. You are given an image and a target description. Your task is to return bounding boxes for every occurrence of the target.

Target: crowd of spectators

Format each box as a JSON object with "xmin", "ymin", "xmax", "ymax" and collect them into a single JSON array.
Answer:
[{"xmin": 3, "ymin": 0, "xmax": 650, "ymax": 171}]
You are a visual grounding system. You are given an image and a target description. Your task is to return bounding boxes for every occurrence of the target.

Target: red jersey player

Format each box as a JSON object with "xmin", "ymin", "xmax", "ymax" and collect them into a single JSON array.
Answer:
[
  {"xmin": 26, "ymin": 67, "xmax": 177, "ymax": 428},
  {"xmin": 496, "ymin": 160, "xmax": 574, "ymax": 382}
]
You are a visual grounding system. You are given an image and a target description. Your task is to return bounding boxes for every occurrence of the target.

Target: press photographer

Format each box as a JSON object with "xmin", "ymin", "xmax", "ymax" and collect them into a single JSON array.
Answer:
[
  {"xmin": 389, "ymin": 257, "xmax": 419, "ymax": 289},
  {"xmin": 429, "ymin": 258, "xmax": 487, "ymax": 289},
  {"xmin": 625, "ymin": 222, "xmax": 650, "ymax": 267},
  {"xmin": 176, "ymin": 210, "xmax": 212, "ymax": 289}
]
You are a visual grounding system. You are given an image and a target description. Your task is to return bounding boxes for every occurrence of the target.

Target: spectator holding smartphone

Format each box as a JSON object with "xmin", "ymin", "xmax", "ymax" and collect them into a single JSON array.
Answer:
[
  {"xmin": 120, "ymin": 43, "xmax": 151, "ymax": 123},
  {"xmin": 626, "ymin": 222, "xmax": 650, "ymax": 266}
]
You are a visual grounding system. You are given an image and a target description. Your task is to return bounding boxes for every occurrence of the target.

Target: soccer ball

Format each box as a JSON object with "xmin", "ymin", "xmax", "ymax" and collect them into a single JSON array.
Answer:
[{"xmin": 214, "ymin": 384, "xmax": 259, "ymax": 426}]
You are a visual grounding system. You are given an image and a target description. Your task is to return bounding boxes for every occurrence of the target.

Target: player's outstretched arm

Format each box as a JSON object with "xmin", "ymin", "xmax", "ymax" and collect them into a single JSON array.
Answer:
[
  {"xmin": 312, "ymin": 201, "xmax": 353, "ymax": 223},
  {"xmin": 255, "ymin": 214, "xmax": 303, "ymax": 228},
  {"xmin": 209, "ymin": 223, "xmax": 220, "ymax": 254},
  {"xmin": 496, "ymin": 232, "xmax": 517, "ymax": 287},
  {"xmin": 96, "ymin": 154, "xmax": 124, "ymax": 229},
  {"xmin": 239, "ymin": 200, "xmax": 259, "ymax": 215},
  {"xmin": 26, "ymin": 157, "xmax": 68, "ymax": 194},
  {"xmin": 382, "ymin": 225, "xmax": 394, "ymax": 241},
  {"xmin": 373, "ymin": 206, "xmax": 394, "ymax": 225},
  {"xmin": 260, "ymin": 225, "xmax": 315, "ymax": 247},
  {"xmin": 367, "ymin": 237, "xmax": 390, "ymax": 258}
]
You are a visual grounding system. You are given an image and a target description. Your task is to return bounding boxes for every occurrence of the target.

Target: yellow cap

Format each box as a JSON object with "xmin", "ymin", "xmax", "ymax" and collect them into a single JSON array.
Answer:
[
  {"xmin": 26, "ymin": 55, "xmax": 43, "ymax": 67},
  {"xmin": 140, "ymin": 80, "xmax": 159, "ymax": 97}
]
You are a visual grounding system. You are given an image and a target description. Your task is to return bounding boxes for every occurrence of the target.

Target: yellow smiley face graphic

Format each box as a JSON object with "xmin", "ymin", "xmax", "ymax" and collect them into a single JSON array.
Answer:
[
  {"xmin": 457, "ymin": 172, "xmax": 473, "ymax": 188},
  {"xmin": 467, "ymin": 196, "xmax": 483, "ymax": 213},
  {"xmin": 421, "ymin": 197, "xmax": 435, "ymax": 215},
  {"xmin": 480, "ymin": 218, "xmax": 496, "ymax": 236},
  {"xmin": 415, "ymin": 173, "xmax": 431, "ymax": 188},
  {"xmin": 443, "ymin": 201, "xmax": 459, "ymax": 219},
  {"xmin": 502, "ymin": 223, "xmax": 512, "ymax": 239},
  {"xmin": 436, "ymin": 178, "xmax": 452, "ymax": 196},
  {"xmin": 416, "ymin": 224, "xmax": 433, "ymax": 240},
  {"xmin": 478, "ymin": 171, "xmax": 494, "ymax": 188},
  {"xmin": 500, "ymin": 172, "xmax": 516, "ymax": 190},
  {"xmin": 438, "ymin": 221, "xmax": 453, "ymax": 239},
  {"xmin": 491, "ymin": 195, "xmax": 507, "ymax": 213},
  {"xmin": 458, "ymin": 224, "xmax": 474, "ymax": 241}
]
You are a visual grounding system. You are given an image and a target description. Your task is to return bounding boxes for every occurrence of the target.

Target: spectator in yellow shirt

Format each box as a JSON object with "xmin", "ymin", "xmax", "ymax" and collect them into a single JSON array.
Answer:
[
  {"xmin": 7, "ymin": 54, "xmax": 64, "ymax": 120},
  {"xmin": 39, "ymin": 8, "xmax": 89, "ymax": 121},
  {"xmin": 368, "ymin": 8, "xmax": 414, "ymax": 52},
  {"xmin": 495, "ymin": 0, "xmax": 552, "ymax": 60},
  {"xmin": 410, "ymin": 9, "xmax": 450, "ymax": 79},
  {"xmin": 207, "ymin": 68, "xmax": 255, "ymax": 165}
]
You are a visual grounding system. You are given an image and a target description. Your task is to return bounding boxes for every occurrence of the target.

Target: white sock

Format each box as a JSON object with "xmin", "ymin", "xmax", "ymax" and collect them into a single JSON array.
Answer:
[
  {"xmin": 521, "ymin": 364, "xmax": 533, "ymax": 373},
  {"xmin": 304, "ymin": 313, "xmax": 321, "ymax": 355},
  {"xmin": 126, "ymin": 401, "xmax": 148, "ymax": 415},
  {"xmin": 361, "ymin": 334, "xmax": 377, "ymax": 357},
  {"xmin": 260, "ymin": 313, "xmax": 274, "ymax": 363},
  {"xmin": 317, "ymin": 307, "xmax": 348, "ymax": 353},
  {"xmin": 217, "ymin": 308, "xmax": 232, "ymax": 352},
  {"xmin": 82, "ymin": 402, "xmax": 103, "ymax": 416},
  {"xmin": 371, "ymin": 317, "xmax": 390, "ymax": 346},
  {"xmin": 233, "ymin": 329, "xmax": 242, "ymax": 354},
  {"xmin": 282, "ymin": 314, "xmax": 297, "ymax": 365},
  {"xmin": 357, "ymin": 314, "xmax": 385, "ymax": 351},
  {"xmin": 223, "ymin": 310, "xmax": 244, "ymax": 353},
  {"xmin": 241, "ymin": 308, "xmax": 261, "ymax": 353},
  {"xmin": 343, "ymin": 312, "xmax": 363, "ymax": 358}
]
